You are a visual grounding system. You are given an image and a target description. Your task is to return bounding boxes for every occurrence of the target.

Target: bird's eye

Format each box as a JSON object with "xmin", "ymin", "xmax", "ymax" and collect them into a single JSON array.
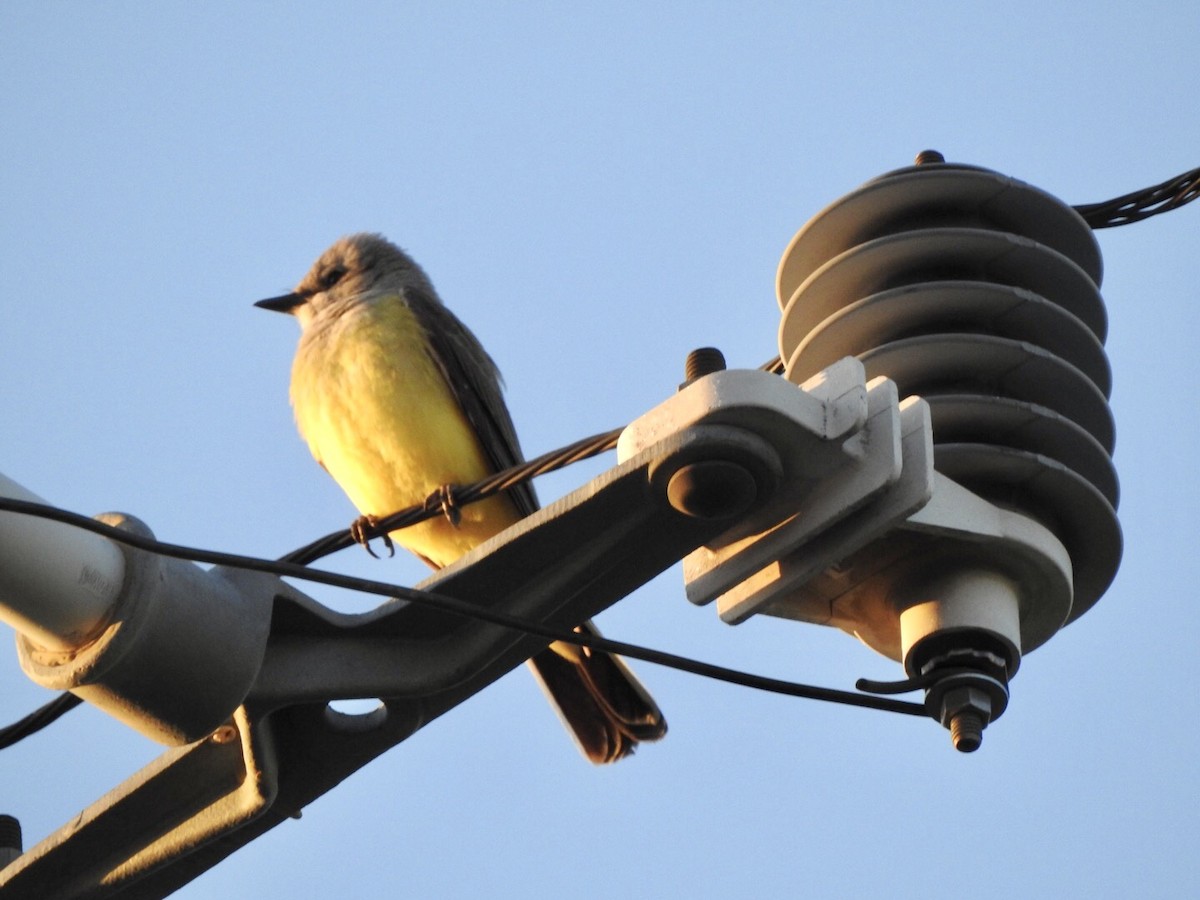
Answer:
[{"xmin": 320, "ymin": 267, "xmax": 347, "ymax": 290}]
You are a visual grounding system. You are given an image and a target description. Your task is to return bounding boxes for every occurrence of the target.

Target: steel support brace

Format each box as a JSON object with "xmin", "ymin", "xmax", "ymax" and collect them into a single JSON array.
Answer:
[{"xmin": 1, "ymin": 367, "xmax": 880, "ymax": 899}]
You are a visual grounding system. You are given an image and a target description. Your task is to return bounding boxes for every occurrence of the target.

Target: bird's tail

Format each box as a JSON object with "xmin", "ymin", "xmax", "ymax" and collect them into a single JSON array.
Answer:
[{"xmin": 526, "ymin": 622, "xmax": 667, "ymax": 764}]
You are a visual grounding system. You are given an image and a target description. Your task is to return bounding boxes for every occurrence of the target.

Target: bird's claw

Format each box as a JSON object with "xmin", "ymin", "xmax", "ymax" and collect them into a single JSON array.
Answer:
[
  {"xmin": 425, "ymin": 484, "xmax": 462, "ymax": 527},
  {"xmin": 350, "ymin": 515, "xmax": 395, "ymax": 558}
]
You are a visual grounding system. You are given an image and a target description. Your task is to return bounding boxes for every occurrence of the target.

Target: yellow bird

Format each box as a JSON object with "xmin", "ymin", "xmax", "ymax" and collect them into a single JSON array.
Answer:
[{"xmin": 256, "ymin": 233, "xmax": 666, "ymax": 763}]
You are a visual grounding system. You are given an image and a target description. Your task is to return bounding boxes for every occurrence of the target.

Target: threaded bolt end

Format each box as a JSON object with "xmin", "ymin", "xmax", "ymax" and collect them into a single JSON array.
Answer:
[
  {"xmin": 0, "ymin": 814, "xmax": 22, "ymax": 867},
  {"xmin": 0, "ymin": 815, "xmax": 21, "ymax": 851},
  {"xmin": 684, "ymin": 347, "xmax": 726, "ymax": 383},
  {"xmin": 914, "ymin": 149, "xmax": 945, "ymax": 166},
  {"xmin": 949, "ymin": 711, "xmax": 984, "ymax": 752}
]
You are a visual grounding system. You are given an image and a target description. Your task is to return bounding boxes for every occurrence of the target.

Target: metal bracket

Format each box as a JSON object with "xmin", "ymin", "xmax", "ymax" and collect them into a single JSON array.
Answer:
[{"xmin": 1, "ymin": 364, "xmax": 885, "ymax": 898}]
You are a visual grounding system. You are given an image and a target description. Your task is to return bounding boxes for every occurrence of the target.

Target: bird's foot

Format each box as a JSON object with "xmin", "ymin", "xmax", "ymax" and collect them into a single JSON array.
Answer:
[
  {"xmin": 424, "ymin": 484, "xmax": 463, "ymax": 528},
  {"xmin": 350, "ymin": 515, "xmax": 395, "ymax": 558}
]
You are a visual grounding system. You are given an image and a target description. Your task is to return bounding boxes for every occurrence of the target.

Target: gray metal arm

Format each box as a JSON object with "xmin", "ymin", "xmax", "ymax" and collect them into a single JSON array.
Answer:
[{"xmin": 1, "ymin": 375, "xmax": 820, "ymax": 898}]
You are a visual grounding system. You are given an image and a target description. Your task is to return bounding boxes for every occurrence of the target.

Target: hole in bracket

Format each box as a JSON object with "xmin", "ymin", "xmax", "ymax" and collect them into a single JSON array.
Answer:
[{"xmin": 324, "ymin": 699, "xmax": 389, "ymax": 733}]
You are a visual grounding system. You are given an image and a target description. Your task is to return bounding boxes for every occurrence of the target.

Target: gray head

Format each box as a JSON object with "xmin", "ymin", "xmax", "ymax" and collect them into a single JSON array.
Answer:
[{"xmin": 255, "ymin": 233, "xmax": 437, "ymax": 329}]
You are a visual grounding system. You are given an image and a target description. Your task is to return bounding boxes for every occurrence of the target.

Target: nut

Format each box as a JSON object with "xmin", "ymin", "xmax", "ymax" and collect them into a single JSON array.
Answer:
[{"xmin": 937, "ymin": 685, "xmax": 993, "ymax": 730}]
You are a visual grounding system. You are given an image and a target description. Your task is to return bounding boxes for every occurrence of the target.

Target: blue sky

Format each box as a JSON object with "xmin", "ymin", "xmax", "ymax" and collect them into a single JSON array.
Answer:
[{"xmin": 2, "ymin": 3, "xmax": 1198, "ymax": 898}]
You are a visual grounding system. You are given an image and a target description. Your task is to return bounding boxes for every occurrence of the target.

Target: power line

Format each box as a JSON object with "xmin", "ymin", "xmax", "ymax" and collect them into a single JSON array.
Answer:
[
  {"xmin": 0, "ymin": 692, "xmax": 81, "ymax": 751},
  {"xmin": 756, "ymin": 164, "xmax": 1200, "ymax": 379},
  {"xmin": 281, "ymin": 426, "xmax": 623, "ymax": 565},
  {"xmin": 3, "ymin": 428, "xmax": 626, "ymax": 748},
  {"xmin": 0, "ymin": 493, "xmax": 928, "ymax": 750},
  {"xmin": 3, "ymin": 163, "xmax": 1194, "ymax": 751},
  {"xmin": 1074, "ymin": 164, "xmax": 1200, "ymax": 228}
]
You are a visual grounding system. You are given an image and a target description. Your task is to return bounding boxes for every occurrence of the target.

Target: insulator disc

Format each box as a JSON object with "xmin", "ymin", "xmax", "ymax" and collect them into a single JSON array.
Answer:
[
  {"xmin": 776, "ymin": 162, "xmax": 1102, "ymax": 308},
  {"xmin": 855, "ymin": 333, "xmax": 1114, "ymax": 453},
  {"xmin": 934, "ymin": 444, "xmax": 1121, "ymax": 618},
  {"xmin": 779, "ymin": 228, "xmax": 1107, "ymax": 357},
  {"xmin": 776, "ymin": 161, "xmax": 1121, "ymax": 624},
  {"xmin": 924, "ymin": 395, "xmax": 1118, "ymax": 506},
  {"xmin": 783, "ymin": 280, "xmax": 1110, "ymax": 396}
]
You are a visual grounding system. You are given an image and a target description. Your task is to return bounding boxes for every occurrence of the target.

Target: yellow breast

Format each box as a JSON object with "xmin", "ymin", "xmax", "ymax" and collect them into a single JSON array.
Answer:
[{"xmin": 289, "ymin": 296, "xmax": 521, "ymax": 567}]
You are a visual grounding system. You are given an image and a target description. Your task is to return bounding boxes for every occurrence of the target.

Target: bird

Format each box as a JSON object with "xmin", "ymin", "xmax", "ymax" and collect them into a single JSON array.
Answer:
[{"xmin": 256, "ymin": 233, "xmax": 666, "ymax": 763}]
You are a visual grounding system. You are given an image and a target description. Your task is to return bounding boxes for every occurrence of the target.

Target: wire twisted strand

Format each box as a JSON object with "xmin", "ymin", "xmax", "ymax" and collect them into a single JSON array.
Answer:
[
  {"xmin": 1074, "ymin": 165, "xmax": 1200, "ymax": 228},
  {"xmin": 8, "ymin": 164, "xmax": 1194, "ymax": 751},
  {"xmin": 281, "ymin": 426, "xmax": 623, "ymax": 565}
]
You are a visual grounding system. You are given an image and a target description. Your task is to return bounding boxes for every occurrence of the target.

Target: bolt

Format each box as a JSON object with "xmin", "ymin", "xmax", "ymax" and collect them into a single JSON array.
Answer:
[
  {"xmin": 949, "ymin": 710, "xmax": 985, "ymax": 753},
  {"xmin": 683, "ymin": 347, "xmax": 726, "ymax": 384},
  {"xmin": 0, "ymin": 814, "xmax": 22, "ymax": 868},
  {"xmin": 936, "ymin": 684, "xmax": 995, "ymax": 753},
  {"xmin": 914, "ymin": 149, "xmax": 945, "ymax": 165},
  {"xmin": 666, "ymin": 460, "xmax": 757, "ymax": 519},
  {"xmin": 210, "ymin": 723, "xmax": 238, "ymax": 744}
]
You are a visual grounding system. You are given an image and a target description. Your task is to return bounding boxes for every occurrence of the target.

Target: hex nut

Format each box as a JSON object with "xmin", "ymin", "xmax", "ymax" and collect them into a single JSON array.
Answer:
[{"xmin": 938, "ymin": 685, "xmax": 993, "ymax": 729}]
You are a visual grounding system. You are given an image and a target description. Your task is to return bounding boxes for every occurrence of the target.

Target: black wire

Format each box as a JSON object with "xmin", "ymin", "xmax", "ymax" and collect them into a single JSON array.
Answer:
[
  {"xmin": 280, "ymin": 426, "xmax": 624, "ymax": 565},
  {"xmin": 0, "ymin": 692, "xmax": 82, "ymax": 750},
  {"xmin": 11, "ymin": 166, "xmax": 1192, "ymax": 748},
  {"xmin": 0, "ymin": 496, "xmax": 927, "ymax": 751},
  {"xmin": 1, "ymin": 427, "xmax": 626, "ymax": 746},
  {"xmin": 1074, "ymin": 165, "xmax": 1200, "ymax": 228}
]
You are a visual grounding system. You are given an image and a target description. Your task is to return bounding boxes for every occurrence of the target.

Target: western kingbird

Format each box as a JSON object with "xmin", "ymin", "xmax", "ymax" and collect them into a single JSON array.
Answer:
[{"xmin": 256, "ymin": 233, "xmax": 666, "ymax": 763}]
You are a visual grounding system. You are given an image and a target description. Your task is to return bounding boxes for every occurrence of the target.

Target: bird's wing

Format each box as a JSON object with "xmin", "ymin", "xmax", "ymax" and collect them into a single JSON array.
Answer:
[
  {"xmin": 405, "ymin": 287, "xmax": 539, "ymax": 518},
  {"xmin": 404, "ymin": 290, "xmax": 666, "ymax": 765}
]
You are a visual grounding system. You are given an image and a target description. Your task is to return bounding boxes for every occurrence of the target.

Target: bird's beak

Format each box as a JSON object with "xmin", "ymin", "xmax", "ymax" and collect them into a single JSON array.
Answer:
[{"xmin": 254, "ymin": 292, "xmax": 307, "ymax": 314}]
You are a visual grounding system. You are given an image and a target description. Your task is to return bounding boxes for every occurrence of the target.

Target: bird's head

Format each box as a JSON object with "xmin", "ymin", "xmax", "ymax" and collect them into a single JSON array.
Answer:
[{"xmin": 255, "ymin": 233, "xmax": 434, "ymax": 329}]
